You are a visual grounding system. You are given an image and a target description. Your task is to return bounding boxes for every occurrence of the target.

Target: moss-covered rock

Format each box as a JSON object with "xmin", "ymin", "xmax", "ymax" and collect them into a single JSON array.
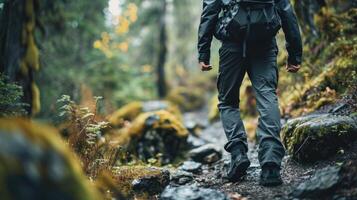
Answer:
[
  {"xmin": 0, "ymin": 118, "xmax": 101, "ymax": 200},
  {"xmin": 108, "ymin": 101, "xmax": 144, "ymax": 127},
  {"xmin": 111, "ymin": 166, "xmax": 170, "ymax": 198},
  {"xmin": 108, "ymin": 101, "xmax": 182, "ymax": 127},
  {"xmin": 166, "ymin": 87, "xmax": 205, "ymax": 112},
  {"xmin": 107, "ymin": 110, "xmax": 189, "ymax": 164},
  {"xmin": 281, "ymin": 114, "xmax": 357, "ymax": 162}
]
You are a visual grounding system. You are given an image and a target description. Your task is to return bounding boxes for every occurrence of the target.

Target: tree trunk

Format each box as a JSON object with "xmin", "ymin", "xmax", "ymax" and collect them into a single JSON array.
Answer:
[
  {"xmin": 0, "ymin": 0, "xmax": 40, "ymax": 115},
  {"xmin": 156, "ymin": 0, "xmax": 168, "ymax": 98}
]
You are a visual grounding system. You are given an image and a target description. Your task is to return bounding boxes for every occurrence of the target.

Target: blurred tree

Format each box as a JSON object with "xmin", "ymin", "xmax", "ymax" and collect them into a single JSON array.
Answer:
[
  {"xmin": 0, "ymin": 0, "xmax": 41, "ymax": 115},
  {"xmin": 37, "ymin": 0, "xmax": 109, "ymax": 117},
  {"xmin": 156, "ymin": 0, "xmax": 168, "ymax": 98}
]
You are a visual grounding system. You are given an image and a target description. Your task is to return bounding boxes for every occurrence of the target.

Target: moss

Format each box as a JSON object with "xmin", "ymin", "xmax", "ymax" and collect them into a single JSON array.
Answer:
[
  {"xmin": 95, "ymin": 170, "xmax": 125, "ymax": 200},
  {"xmin": 23, "ymin": 0, "xmax": 39, "ymax": 71},
  {"xmin": 24, "ymin": 34, "xmax": 40, "ymax": 71},
  {"xmin": 0, "ymin": 118, "xmax": 101, "ymax": 200},
  {"xmin": 108, "ymin": 101, "xmax": 182, "ymax": 128},
  {"xmin": 166, "ymin": 87, "xmax": 205, "ymax": 111},
  {"xmin": 129, "ymin": 110, "xmax": 188, "ymax": 138},
  {"xmin": 19, "ymin": 0, "xmax": 41, "ymax": 116},
  {"xmin": 31, "ymin": 82, "xmax": 41, "ymax": 115},
  {"xmin": 208, "ymin": 95, "xmax": 219, "ymax": 123},
  {"xmin": 108, "ymin": 101, "xmax": 143, "ymax": 127},
  {"xmin": 280, "ymin": 9, "xmax": 357, "ymax": 117},
  {"xmin": 281, "ymin": 115, "xmax": 357, "ymax": 162}
]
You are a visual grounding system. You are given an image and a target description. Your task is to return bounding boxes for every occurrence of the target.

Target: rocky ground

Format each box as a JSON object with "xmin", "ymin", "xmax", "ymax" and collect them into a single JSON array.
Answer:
[{"xmin": 160, "ymin": 101, "xmax": 357, "ymax": 200}]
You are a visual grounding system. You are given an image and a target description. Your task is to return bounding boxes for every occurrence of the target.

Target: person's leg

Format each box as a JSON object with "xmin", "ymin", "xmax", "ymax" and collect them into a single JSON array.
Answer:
[
  {"xmin": 246, "ymin": 49, "xmax": 285, "ymax": 185},
  {"xmin": 218, "ymin": 43, "xmax": 248, "ymax": 153},
  {"xmin": 217, "ymin": 43, "xmax": 250, "ymax": 181}
]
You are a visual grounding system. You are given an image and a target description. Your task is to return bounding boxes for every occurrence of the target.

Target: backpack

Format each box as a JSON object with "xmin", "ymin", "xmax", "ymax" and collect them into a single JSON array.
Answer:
[{"xmin": 215, "ymin": 0, "xmax": 282, "ymax": 57}]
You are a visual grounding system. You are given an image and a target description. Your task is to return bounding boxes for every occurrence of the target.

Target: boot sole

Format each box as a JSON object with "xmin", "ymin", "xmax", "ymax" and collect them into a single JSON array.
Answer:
[{"xmin": 227, "ymin": 160, "xmax": 250, "ymax": 182}]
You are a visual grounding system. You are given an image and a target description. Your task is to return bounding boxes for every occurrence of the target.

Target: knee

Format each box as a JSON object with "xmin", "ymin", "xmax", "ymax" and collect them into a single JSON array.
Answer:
[{"xmin": 218, "ymin": 97, "xmax": 240, "ymax": 109}]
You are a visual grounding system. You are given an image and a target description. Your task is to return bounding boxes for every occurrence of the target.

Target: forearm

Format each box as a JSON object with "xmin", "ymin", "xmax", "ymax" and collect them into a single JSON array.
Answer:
[
  {"xmin": 197, "ymin": 0, "xmax": 221, "ymax": 64},
  {"xmin": 277, "ymin": 0, "xmax": 303, "ymax": 65}
]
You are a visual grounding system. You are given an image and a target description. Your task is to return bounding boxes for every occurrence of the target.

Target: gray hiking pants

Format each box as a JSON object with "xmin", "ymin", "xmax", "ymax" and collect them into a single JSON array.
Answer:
[{"xmin": 217, "ymin": 42, "xmax": 285, "ymax": 167}]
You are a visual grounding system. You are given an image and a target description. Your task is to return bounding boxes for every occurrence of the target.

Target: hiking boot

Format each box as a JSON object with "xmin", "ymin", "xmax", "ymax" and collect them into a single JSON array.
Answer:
[
  {"xmin": 226, "ymin": 145, "xmax": 250, "ymax": 182},
  {"xmin": 259, "ymin": 163, "xmax": 283, "ymax": 186}
]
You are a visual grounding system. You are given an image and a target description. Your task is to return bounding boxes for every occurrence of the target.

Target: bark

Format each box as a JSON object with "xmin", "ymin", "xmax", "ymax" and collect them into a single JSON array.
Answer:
[
  {"xmin": 0, "ymin": 0, "xmax": 38, "ymax": 115},
  {"xmin": 156, "ymin": 0, "xmax": 168, "ymax": 98}
]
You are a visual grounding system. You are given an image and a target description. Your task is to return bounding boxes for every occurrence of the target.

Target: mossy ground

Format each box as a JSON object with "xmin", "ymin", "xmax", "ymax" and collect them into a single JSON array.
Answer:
[{"xmin": 279, "ymin": 9, "xmax": 357, "ymax": 117}]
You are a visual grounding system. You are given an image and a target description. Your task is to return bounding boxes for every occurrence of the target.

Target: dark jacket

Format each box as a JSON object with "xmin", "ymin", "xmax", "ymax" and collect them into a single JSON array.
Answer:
[{"xmin": 197, "ymin": 0, "xmax": 303, "ymax": 65}]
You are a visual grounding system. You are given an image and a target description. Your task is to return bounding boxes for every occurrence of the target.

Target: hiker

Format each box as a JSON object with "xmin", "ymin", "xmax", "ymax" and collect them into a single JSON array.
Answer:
[{"xmin": 197, "ymin": 0, "xmax": 302, "ymax": 186}]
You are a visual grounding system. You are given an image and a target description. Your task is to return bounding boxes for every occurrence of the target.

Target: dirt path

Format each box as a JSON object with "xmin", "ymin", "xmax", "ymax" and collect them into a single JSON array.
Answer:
[{"xmin": 182, "ymin": 110, "xmax": 357, "ymax": 200}]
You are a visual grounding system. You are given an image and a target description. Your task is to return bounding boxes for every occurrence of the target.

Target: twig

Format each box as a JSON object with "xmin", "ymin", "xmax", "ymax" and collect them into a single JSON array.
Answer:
[{"xmin": 294, "ymin": 136, "xmax": 311, "ymax": 156}]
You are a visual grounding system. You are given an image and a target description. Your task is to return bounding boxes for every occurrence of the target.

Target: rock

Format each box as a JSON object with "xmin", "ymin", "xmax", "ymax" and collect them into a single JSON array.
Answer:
[
  {"xmin": 187, "ymin": 134, "xmax": 207, "ymax": 149},
  {"xmin": 131, "ymin": 168, "xmax": 170, "ymax": 195},
  {"xmin": 160, "ymin": 185, "xmax": 230, "ymax": 200},
  {"xmin": 183, "ymin": 112, "xmax": 208, "ymax": 136},
  {"xmin": 0, "ymin": 119, "xmax": 101, "ymax": 200},
  {"xmin": 179, "ymin": 161, "xmax": 202, "ymax": 174},
  {"xmin": 107, "ymin": 110, "xmax": 189, "ymax": 164},
  {"xmin": 292, "ymin": 160, "xmax": 357, "ymax": 199},
  {"xmin": 166, "ymin": 87, "xmax": 205, "ymax": 112},
  {"xmin": 170, "ymin": 170, "xmax": 194, "ymax": 185},
  {"xmin": 189, "ymin": 144, "xmax": 222, "ymax": 164},
  {"xmin": 292, "ymin": 166, "xmax": 341, "ymax": 198},
  {"xmin": 112, "ymin": 166, "xmax": 169, "ymax": 197},
  {"xmin": 142, "ymin": 100, "xmax": 182, "ymax": 121},
  {"xmin": 185, "ymin": 121, "xmax": 205, "ymax": 136},
  {"xmin": 108, "ymin": 101, "xmax": 182, "ymax": 127},
  {"xmin": 281, "ymin": 114, "xmax": 357, "ymax": 162}
]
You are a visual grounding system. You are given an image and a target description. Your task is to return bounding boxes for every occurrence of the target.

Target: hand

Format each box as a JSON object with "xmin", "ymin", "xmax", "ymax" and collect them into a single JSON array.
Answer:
[
  {"xmin": 286, "ymin": 63, "xmax": 301, "ymax": 73},
  {"xmin": 199, "ymin": 62, "xmax": 212, "ymax": 72}
]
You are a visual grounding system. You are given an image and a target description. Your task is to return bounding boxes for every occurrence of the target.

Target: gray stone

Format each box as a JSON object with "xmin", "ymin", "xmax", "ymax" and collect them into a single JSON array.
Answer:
[
  {"xmin": 292, "ymin": 160, "xmax": 357, "ymax": 199},
  {"xmin": 292, "ymin": 166, "xmax": 341, "ymax": 198},
  {"xmin": 142, "ymin": 101, "xmax": 170, "ymax": 112},
  {"xmin": 160, "ymin": 185, "xmax": 230, "ymax": 200},
  {"xmin": 189, "ymin": 143, "xmax": 222, "ymax": 164},
  {"xmin": 187, "ymin": 135, "xmax": 207, "ymax": 149},
  {"xmin": 179, "ymin": 161, "xmax": 202, "ymax": 174},
  {"xmin": 171, "ymin": 170, "xmax": 194, "ymax": 185}
]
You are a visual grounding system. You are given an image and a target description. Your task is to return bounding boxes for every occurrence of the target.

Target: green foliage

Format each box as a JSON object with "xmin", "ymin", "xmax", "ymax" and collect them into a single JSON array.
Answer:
[
  {"xmin": 0, "ymin": 73, "xmax": 27, "ymax": 117},
  {"xmin": 57, "ymin": 94, "xmax": 114, "ymax": 176}
]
